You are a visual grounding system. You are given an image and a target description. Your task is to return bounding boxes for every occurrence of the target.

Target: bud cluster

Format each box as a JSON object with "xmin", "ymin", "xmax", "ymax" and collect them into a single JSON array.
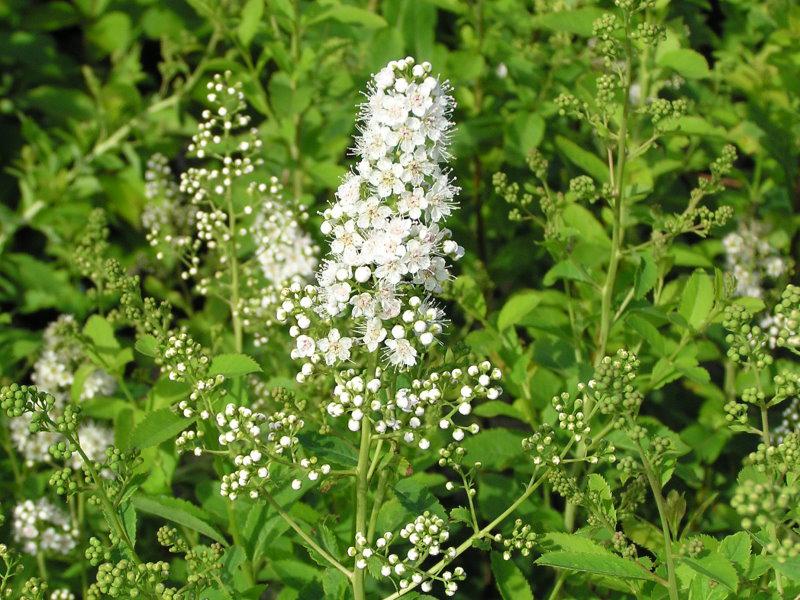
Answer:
[{"xmin": 348, "ymin": 512, "xmax": 464, "ymax": 596}]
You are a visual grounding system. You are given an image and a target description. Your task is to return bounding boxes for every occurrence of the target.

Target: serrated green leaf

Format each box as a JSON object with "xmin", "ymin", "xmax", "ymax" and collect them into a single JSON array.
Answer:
[
  {"xmin": 130, "ymin": 408, "xmax": 191, "ymax": 449},
  {"xmin": 536, "ymin": 550, "xmax": 656, "ymax": 580},
  {"xmin": 450, "ymin": 506, "xmax": 473, "ymax": 526},
  {"xmin": 132, "ymin": 494, "xmax": 227, "ymax": 545},
  {"xmin": 491, "ymin": 552, "xmax": 534, "ymax": 600},
  {"xmin": 719, "ymin": 532, "xmax": 751, "ymax": 569},
  {"xmin": 680, "ymin": 554, "xmax": 738, "ymax": 591}
]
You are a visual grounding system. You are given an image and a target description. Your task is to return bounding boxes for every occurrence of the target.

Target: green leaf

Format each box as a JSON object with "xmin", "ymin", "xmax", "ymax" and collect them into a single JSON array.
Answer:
[
  {"xmin": 719, "ymin": 532, "xmax": 751, "ymax": 570},
  {"xmin": 309, "ymin": 5, "xmax": 387, "ymax": 29},
  {"xmin": 491, "ymin": 552, "xmax": 534, "ymax": 600},
  {"xmin": 678, "ymin": 270, "xmax": 714, "ymax": 330},
  {"xmin": 208, "ymin": 353, "xmax": 262, "ymax": 377},
  {"xmin": 657, "ymin": 49, "xmax": 711, "ymax": 79},
  {"xmin": 588, "ymin": 474, "xmax": 616, "ymax": 522},
  {"xmin": 633, "ymin": 251, "xmax": 658, "ymax": 300},
  {"xmin": 453, "ymin": 275, "xmax": 486, "ymax": 320},
  {"xmin": 121, "ymin": 502, "xmax": 137, "ymax": 548},
  {"xmin": 450, "ymin": 507, "xmax": 473, "ymax": 526},
  {"xmin": 555, "ymin": 135, "xmax": 609, "ymax": 182},
  {"xmin": 626, "ymin": 314, "xmax": 666, "ymax": 356},
  {"xmin": 393, "ymin": 478, "xmax": 446, "ymax": 519},
  {"xmin": 509, "ymin": 112, "xmax": 545, "ymax": 155},
  {"xmin": 87, "ymin": 11, "xmax": 132, "ymax": 55},
  {"xmin": 546, "ymin": 532, "xmax": 609, "ymax": 554},
  {"xmin": 473, "ymin": 400, "xmax": 524, "ymax": 421},
  {"xmin": 531, "ymin": 7, "xmax": 605, "ymax": 36},
  {"xmin": 238, "ymin": 0, "xmax": 263, "ymax": 46},
  {"xmin": 134, "ymin": 335, "xmax": 158, "ymax": 358},
  {"xmin": 543, "ymin": 259, "xmax": 595, "ymax": 287},
  {"xmin": 460, "ymin": 429, "xmax": 526, "ymax": 470},
  {"xmin": 132, "ymin": 494, "xmax": 227, "ymax": 545},
  {"xmin": 679, "ymin": 555, "xmax": 738, "ymax": 591},
  {"xmin": 497, "ymin": 291, "xmax": 540, "ymax": 331},
  {"xmin": 296, "ymin": 432, "xmax": 358, "ymax": 467},
  {"xmin": 664, "ymin": 490, "xmax": 686, "ymax": 538},
  {"xmin": 130, "ymin": 408, "xmax": 192, "ymax": 449},
  {"xmin": 536, "ymin": 551, "xmax": 656, "ymax": 581},
  {"xmin": 83, "ymin": 315, "xmax": 119, "ymax": 351}
]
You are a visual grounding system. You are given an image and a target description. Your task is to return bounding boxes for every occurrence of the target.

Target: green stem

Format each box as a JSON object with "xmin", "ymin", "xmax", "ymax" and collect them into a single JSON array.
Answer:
[
  {"xmin": 264, "ymin": 491, "xmax": 353, "ymax": 578},
  {"xmin": 567, "ymin": 10, "xmax": 635, "ymax": 533},
  {"xmin": 460, "ymin": 469, "xmax": 480, "ymax": 533},
  {"xmin": 36, "ymin": 552, "xmax": 47, "ymax": 581},
  {"xmin": 638, "ymin": 445, "xmax": 679, "ymax": 600},
  {"xmin": 546, "ymin": 571, "xmax": 567, "ymax": 600},
  {"xmin": 352, "ymin": 419, "xmax": 373, "ymax": 600},
  {"xmin": 596, "ymin": 18, "xmax": 633, "ymax": 364}
]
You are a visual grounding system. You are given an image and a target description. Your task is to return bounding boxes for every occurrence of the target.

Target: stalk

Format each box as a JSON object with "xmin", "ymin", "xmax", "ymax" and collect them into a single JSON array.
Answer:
[
  {"xmin": 638, "ymin": 445, "xmax": 679, "ymax": 600},
  {"xmin": 352, "ymin": 419, "xmax": 373, "ymax": 600},
  {"xmin": 264, "ymin": 491, "xmax": 353, "ymax": 578},
  {"xmin": 596, "ymin": 16, "xmax": 633, "ymax": 363},
  {"xmin": 565, "ymin": 11, "xmax": 635, "ymax": 538}
]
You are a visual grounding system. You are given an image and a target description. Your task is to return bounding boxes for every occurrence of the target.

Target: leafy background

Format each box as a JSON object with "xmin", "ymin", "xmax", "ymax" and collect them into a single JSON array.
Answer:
[{"xmin": 1, "ymin": 0, "xmax": 799, "ymax": 598}]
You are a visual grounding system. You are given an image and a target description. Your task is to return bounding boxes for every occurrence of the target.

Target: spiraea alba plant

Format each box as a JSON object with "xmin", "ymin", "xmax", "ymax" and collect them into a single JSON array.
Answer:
[{"xmin": 2, "ymin": 0, "xmax": 800, "ymax": 596}]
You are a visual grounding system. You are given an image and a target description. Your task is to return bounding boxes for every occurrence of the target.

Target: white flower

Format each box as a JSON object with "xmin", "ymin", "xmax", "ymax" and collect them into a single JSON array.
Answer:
[
  {"xmin": 385, "ymin": 338, "xmax": 418, "ymax": 368},
  {"xmin": 362, "ymin": 318, "xmax": 388, "ymax": 352},
  {"xmin": 318, "ymin": 329, "xmax": 354, "ymax": 365},
  {"xmin": 295, "ymin": 335, "xmax": 316, "ymax": 358}
]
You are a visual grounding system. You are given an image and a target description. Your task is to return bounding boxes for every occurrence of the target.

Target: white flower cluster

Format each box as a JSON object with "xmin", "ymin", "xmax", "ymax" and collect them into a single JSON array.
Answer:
[
  {"xmin": 144, "ymin": 73, "xmax": 317, "ymax": 345},
  {"xmin": 723, "ymin": 221, "xmax": 787, "ymax": 298},
  {"xmin": 142, "ymin": 153, "xmax": 191, "ymax": 260},
  {"xmin": 176, "ymin": 403, "xmax": 333, "ymax": 499},
  {"xmin": 278, "ymin": 57, "xmax": 462, "ymax": 372},
  {"xmin": 760, "ymin": 313, "xmax": 800, "ymax": 349},
  {"xmin": 348, "ymin": 513, "xmax": 464, "ymax": 596},
  {"xmin": 323, "ymin": 361, "xmax": 501, "ymax": 445},
  {"xmin": 50, "ymin": 590, "xmax": 76, "ymax": 600},
  {"xmin": 12, "ymin": 498, "xmax": 78, "ymax": 556},
  {"xmin": 244, "ymin": 177, "xmax": 317, "ymax": 346},
  {"xmin": 30, "ymin": 316, "xmax": 116, "ymax": 403},
  {"xmin": 774, "ymin": 397, "xmax": 800, "ymax": 444},
  {"xmin": 71, "ymin": 421, "xmax": 115, "ymax": 470},
  {"xmin": 10, "ymin": 315, "xmax": 115, "ymax": 465}
]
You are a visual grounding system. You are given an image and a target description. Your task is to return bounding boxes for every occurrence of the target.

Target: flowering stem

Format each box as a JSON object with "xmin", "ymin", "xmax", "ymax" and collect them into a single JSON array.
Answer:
[
  {"xmin": 459, "ymin": 469, "xmax": 480, "ymax": 534},
  {"xmin": 352, "ymin": 419, "xmax": 373, "ymax": 600},
  {"xmin": 263, "ymin": 490, "xmax": 353, "ymax": 579},
  {"xmin": 596, "ymin": 16, "xmax": 632, "ymax": 364},
  {"xmin": 226, "ymin": 183, "xmax": 244, "ymax": 354},
  {"xmin": 381, "ymin": 470, "xmax": 547, "ymax": 600},
  {"xmin": 637, "ymin": 443, "xmax": 679, "ymax": 600},
  {"xmin": 36, "ymin": 551, "xmax": 47, "ymax": 581},
  {"xmin": 566, "ymin": 10, "xmax": 635, "ymax": 534}
]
